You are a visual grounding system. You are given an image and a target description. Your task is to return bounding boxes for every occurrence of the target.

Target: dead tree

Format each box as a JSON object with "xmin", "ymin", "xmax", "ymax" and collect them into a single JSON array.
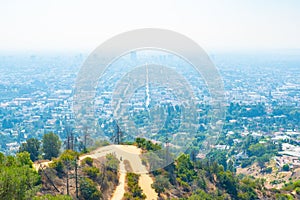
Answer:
[
  {"xmin": 66, "ymin": 162, "xmax": 69, "ymax": 196},
  {"xmin": 37, "ymin": 161, "xmax": 60, "ymax": 193},
  {"xmin": 110, "ymin": 121, "xmax": 123, "ymax": 144},
  {"xmin": 75, "ymin": 157, "xmax": 79, "ymax": 198},
  {"xmin": 79, "ymin": 125, "xmax": 90, "ymax": 152},
  {"xmin": 64, "ymin": 125, "xmax": 74, "ymax": 150}
]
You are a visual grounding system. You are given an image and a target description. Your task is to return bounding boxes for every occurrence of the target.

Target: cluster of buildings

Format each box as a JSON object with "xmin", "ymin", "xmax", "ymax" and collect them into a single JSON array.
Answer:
[
  {"xmin": 276, "ymin": 142, "xmax": 300, "ymax": 170},
  {"xmin": 0, "ymin": 52, "xmax": 299, "ymax": 159}
]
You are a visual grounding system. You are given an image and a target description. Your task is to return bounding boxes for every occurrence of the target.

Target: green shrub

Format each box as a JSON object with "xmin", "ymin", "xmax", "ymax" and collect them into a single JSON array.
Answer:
[
  {"xmin": 106, "ymin": 153, "xmax": 120, "ymax": 172},
  {"xmin": 49, "ymin": 158, "xmax": 64, "ymax": 175},
  {"xmin": 81, "ymin": 157, "xmax": 93, "ymax": 166},
  {"xmin": 293, "ymin": 180, "xmax": 300, "ymax": 188},
  {"xmin": 124, "ymin": 172, "xmax": 146, "ymax": 199},
  {"xmin": 275, "ymin": 193, "xmax": 294, "ymax": 200},
  {"xmin": 79, "ymin": 177, "xmax": 102, "ymax": 200},
  {"xmin": 83, "ymin": 166, "xmax": 99, "ymax": 180},
  {"xmin": 282, "ymin": 164, "xmax": 290, "ymax": 171}
]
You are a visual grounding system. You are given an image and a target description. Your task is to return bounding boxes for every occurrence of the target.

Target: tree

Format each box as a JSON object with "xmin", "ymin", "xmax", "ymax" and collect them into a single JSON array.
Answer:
[
  {"xmin": 0, "ymin": 153, "xmax": 4, "ymax": 165},
  {"xmin": 257, "ymin": 156, "xmax": 267, "ymax": 170},
  {"xmin": 176, "ymin": 154, "xmax": 196, "ymax": 183},
  {"xmin": 19, "ymin": 138, "xmax": 40, "ymax": 161},
  {"xmin": 111, "ymin": 121, "xmax": 123, "ymax": 144},
  {"xmin": 58, "ymin": 150, "xmax": 79, "ymax": 195},
  {"xmin": 79, "ymin": 177, "xmax": 102, "ymax": 200},
  {"xmin": 227, "ymin": 159, "xmax": 235, "ymax": 172},
  {"xmin": 206, "ymin": 150, "xmax": 228, "ymax": 170},
  {"xmin": 282, "ymin": 164, "xmax": 290, "ymax": 171},
  {"xmin": 0, "ymin": 154, "xmax": 40, "ymax": 200},
  {"xmin": 16, "ymin": 152, "xmax": 33, "ymax": 167},
  {"xmin": 151, "ymin": 175, "xmax": 170, "ymax": 196},
  {"xmin": 248, "ymin": 143, "xmax": 266, "ymax": 157},
  {"xmin": 64, "ymin": 125, "xmax": 74, "ymax": 150},
  {"xmin": 42, "ymin": 132, "xmax": 61, "ymax": 160},
  {"xmin": 80, "ymin": 125, "xmax": 90, "ymax": 153},
  {"xmin": 217, "ymin": 171, "xmax": 238, "ymax": 197}
]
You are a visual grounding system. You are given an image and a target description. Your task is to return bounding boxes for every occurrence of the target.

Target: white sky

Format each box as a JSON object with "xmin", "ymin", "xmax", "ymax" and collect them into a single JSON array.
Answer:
[{"xmin": 0, "ymin": 0, "xmax": 300, "ymax": 52}]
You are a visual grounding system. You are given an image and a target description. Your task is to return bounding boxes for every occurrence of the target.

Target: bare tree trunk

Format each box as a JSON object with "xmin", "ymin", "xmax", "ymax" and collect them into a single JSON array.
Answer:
[
  {"xmin": 66, "ymin": 162, "xmax": 70, "ymax": 196},
  {"xmin": 65, "ymin": 125, "xmax": 74, "ymax": 150},
  {"xmin": 71, "ymin": 131, "xmax": 74, "ymax": 150},
  {"xmin": 83, "ymin": 126, "xmax": 89, "ymax": 152},
  {"xmin": 75, "ymin": 158, "xmax": 79, "ymax": 198}
]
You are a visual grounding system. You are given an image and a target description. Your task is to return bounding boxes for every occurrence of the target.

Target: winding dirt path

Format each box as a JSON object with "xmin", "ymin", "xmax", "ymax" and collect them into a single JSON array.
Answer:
[
  {"xmin": 111, "ymin": 160, "xmax": 126, "ymax": 200},
  {"xmin": 36, "ymin": 145, "xmax": 158, "ymax": 200}
]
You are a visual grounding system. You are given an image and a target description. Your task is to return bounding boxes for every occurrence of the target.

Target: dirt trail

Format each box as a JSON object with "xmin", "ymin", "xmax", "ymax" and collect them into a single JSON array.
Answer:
[
  {"xmin": 35, "ymin": 145, "xmax": 158, "ymax": 200},
  {"xmin": 139, "ymin": 173, "xmax": 157, "ymax": 200},
  {"xmin": 111, "ymin": 160, "xmax": 126, "ymax": 200},
  {"xmin": 33, "ymin": 160, "xmax": 52, "ymax": 170},
  {"xmin": 87, "ymin": 145, "xmax": 158, "ymax": 200}
]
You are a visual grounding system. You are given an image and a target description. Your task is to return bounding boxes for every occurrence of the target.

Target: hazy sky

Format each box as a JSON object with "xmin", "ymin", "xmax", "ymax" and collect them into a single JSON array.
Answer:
[{"xmin": 1, "ymin": 0, "xmax": 300, "ymax": 52}]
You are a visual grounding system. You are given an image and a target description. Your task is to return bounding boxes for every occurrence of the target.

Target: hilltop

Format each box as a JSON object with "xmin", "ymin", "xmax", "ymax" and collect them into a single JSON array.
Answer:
[{"xmin": 1, "ymin": 138, "xmax": 300, "ymax": 199}]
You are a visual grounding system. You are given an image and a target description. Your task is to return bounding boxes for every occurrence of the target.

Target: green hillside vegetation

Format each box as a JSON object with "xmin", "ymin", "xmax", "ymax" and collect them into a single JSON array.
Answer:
[
  {"xmin": 0, "ymin": 134, "xmax": 120, "ymax": 199},
  {"xmin": 1, "ymin": 135, "xmax": 300, "ymax": 200},
  {"xmin": 123, "ymin": 172, "xmax": 146, "ymax": 200},
  {"xmin": 0, "ymin": 152, "xmax": 40, "ymax": 199},
  {"xmin": 45, "ymin": 151, "xmax": 119, "ymax": 199},
  {"xmin": 149, "ymin": 152, "xmax": 299, "ymax": 199},
  {"xmin": 134, "ymin": 138, "xmax": 299, "ymax": 200}
]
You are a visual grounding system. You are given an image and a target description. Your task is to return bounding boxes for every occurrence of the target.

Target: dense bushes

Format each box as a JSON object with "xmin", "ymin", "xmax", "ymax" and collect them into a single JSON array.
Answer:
[
  {"xmin": 81, "ymin": 157, "xmax": 93, "ymax": 166},
  {"xmin": 19, "ymin": 138, "xmax": 41, "ymax": 161},
  {"xmin": 42, "ymin": 132, "xmax": 61, "ymax": 160},
  {"xmin": 83, "ymin": 166, "xmax": 99, "ymax": 180},
  {"xmin": 105, "ymin": 153, "xmax": 120, "ymax": 172},
  {"xmin": 80, "ymin": 154, "xmax": 119, "ymax": 198},
  {"xmin": 49, "ymin": 150, "xmax": 79, "ymax": 177},
  {"xmin": 79, "ymin": 177, "xmax": 102, "ymax": 200},
  {"xmin": 135, "ymin": 138, "xmax": 161, "ymax": 151},
  {"xmin": 239, "ymin": 138, "xmax": 279, "ymax": 168},
  {"xmin": 151, "ymin": 175, "xmax": 170, "ymax": 196},
  {"xmin": 0, "ymin": 152, "xmax": 41, "ymax": 200},
  {"xmin": 149, "ymin": 153, "xmax": 277, "ymax": 199},
  {"xmin": 124, "ymin": 172, "xmax": 146, "ymax": 200},
  {"xmin": 176, "ymin": 154, "xmax": 196, "ymax": 184},
  {"xmin": 282, "ymin": 180, "xmax": 300, "ymax": 195}
]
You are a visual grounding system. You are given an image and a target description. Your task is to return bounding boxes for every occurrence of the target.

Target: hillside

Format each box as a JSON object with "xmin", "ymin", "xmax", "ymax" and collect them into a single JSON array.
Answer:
[
  {"xmin": 1, "ymin": 139, "xmax": 300, "ymax": 200},
  {"xmin": 36, "ymin": 144, "xmax": 157, "ymax": 200}
]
